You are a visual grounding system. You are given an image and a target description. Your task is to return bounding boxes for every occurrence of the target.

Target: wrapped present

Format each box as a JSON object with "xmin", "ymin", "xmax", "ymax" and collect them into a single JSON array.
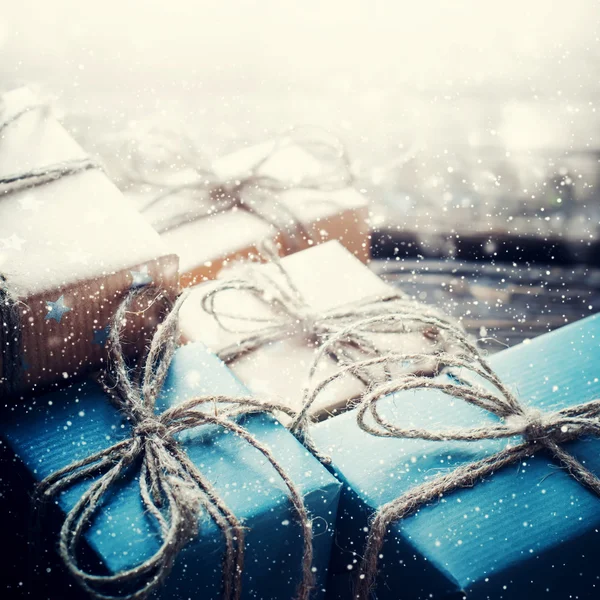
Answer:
[
  {"xmin": 0, "ymin": 302, "xmax": 342, "ymax": 600},
  {"xmin": 179, "ymin": 241, "xmax": 457, "ymax": 419},
  {"xmin": 0, "ymin": 88, "xmax": 179, "ymax": 397},
  {"xmin": 312, "ymin": 313, "xmax": 600, "ymax": 599},
  {"xmin": 122, "ymin": 127, "xmax": 369, "ymax": 287}
]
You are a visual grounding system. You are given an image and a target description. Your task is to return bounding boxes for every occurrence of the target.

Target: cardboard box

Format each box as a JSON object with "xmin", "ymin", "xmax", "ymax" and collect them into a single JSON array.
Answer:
[
  {"xmin": 314, "ymin": 314, "xmax": 600, "ymax": 599},
  {"xmin": 0, "ymin": 343, "xmax": 342, "ymax": 600},
  {"xmin": 180, "ymin": 241, "xmax": 444, "ymax": 418},
  {"xmin": 0, "ymin": 88, "xmax": 179, "ymax": 397}
]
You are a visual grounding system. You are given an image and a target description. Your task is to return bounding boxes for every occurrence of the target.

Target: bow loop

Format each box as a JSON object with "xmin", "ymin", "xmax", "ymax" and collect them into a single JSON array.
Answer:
[
  {"xmin": 200, "ymin": 244, "xmax": 470, "ymax": 437},
  {"xmin": 352, "ymin": 316, "xmax": 600, "ymax": 600},
  {"xmin": 117, "ymin": 125, "xmax": 354, "ymax": 247},
  {"xmin": 37, "ymin": 288, "xmax": 315, "ymax": 600}
]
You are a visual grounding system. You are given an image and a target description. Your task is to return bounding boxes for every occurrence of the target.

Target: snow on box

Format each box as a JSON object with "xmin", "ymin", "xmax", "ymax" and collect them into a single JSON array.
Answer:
[{"xmin": 0, "ymin": 87, "xmax": 179, "ymax": 397}]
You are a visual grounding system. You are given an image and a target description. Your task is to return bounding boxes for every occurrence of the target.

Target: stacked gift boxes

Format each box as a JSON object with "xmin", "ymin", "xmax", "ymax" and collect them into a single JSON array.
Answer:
[
  {"xmin": 0, "ymin": 89, "xmax": 344, "ymax": 600},
  {"xmin": 3, "ymin": 86, "xmax": 600, "ymax": 600},
  {"xmin": 121, "ymin": 129, "xmax": 370, "ymax": 288}
]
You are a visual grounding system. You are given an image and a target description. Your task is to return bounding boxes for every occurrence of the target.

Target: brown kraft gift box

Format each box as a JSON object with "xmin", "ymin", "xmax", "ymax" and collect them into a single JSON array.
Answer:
[
  {"xmin": 0, "ymin": 88, "xmax": 179, "ymax": 397},
  {"xmin": 178, "ymin": 241, "xmax": 444, "ymax": 419},
  {"xmin": 127, "ymin": 133, "xmax": 370, "ymax": 288}
]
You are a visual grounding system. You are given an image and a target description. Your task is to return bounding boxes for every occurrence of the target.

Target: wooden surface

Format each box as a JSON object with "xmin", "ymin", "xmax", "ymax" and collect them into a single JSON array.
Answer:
[{"xmin": 373, "ymin": 258, "xmax": 600, "ymax": 352}]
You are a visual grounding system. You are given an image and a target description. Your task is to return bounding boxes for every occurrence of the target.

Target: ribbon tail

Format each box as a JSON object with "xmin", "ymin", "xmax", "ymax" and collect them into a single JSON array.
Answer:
[
  {"xmin": 544, "ymin": 439, "xmax": 600, "ymax": 496},
  {"xmin": 170, "ymin": 443, "xmax": 245, "ymax": 600},
  {"xmin": 195, "ymin": 411, "xmax": 315, "ymax": 600},
  {"xmin": 36, "ymin": 439, "xmax": 132, "ymax": 500}
]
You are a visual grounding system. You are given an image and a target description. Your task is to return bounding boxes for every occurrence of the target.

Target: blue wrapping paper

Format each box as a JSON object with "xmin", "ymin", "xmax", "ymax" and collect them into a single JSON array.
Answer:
[
  {"xmin": 0, "ymin": 343, "xmax": 341, "ymax": 600},
  {"xmin": 314, "ymin": 314, "xmax": 600, "ymax": 599}
]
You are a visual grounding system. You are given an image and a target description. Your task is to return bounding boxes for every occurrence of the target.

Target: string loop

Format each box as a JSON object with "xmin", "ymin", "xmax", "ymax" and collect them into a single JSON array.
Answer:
[
  {"xmin": 37, "ymin": 288, "xmax": 315, "ymax": 600},
  {"xmin": 350, "ymin": 333, "xmax": 600, "ymax": 599}
]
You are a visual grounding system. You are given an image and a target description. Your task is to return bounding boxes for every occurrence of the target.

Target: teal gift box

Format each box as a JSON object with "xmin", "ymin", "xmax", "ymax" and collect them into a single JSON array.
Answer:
[
  {"xmin": 0, "ymin": 343, "xmax": 341, "ymax": 600},
  {"xmin": 314, "ymin": 314, "xmax": 600, "ymax": 599}
]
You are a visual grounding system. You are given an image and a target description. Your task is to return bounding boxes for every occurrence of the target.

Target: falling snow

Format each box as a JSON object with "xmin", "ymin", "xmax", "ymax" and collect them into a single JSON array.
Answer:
[{"xmin": 1, "ymin": 2, "xmax": 600, "ymax": 600}]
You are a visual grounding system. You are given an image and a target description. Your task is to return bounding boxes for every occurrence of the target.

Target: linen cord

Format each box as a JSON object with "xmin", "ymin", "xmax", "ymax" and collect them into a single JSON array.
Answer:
[
  {"xmin": 282, "ymin": 308, "xmax": 476, "ymax": 465},
  {"xmin": 35, "ymin": 288, "xmax": 314, "ymax": 600},
  {"xmin": 0, "ymin": 102, "xmax": 100, "ymax": 394},
  {"xmin": 124, "ymin": 126, "xmax": 355, "ymax": 251},
  {"xmin": 342, "ymin": 333, "xmax": 600, "ymax": 599},
  {"xmin": 201, "ymin": 241, "xmax": 461, "ymax": 436}
]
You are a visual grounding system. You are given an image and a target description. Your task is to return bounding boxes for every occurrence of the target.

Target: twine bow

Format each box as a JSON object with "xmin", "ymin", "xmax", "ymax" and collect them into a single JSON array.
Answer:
[
  {"xmin": 0, "ymin": 102, "xmax": 100, "ymax": 394},
  {"xmin": 121, "ymin": 125, "xmax": 355, "ymax": 250},
  {"xmin": 35, "ymin": 288, "xmax": 314, "ymax": 600},
  {"xmin": 202, "ymin": 241, "xmax": 444, "ymax": 363},
  {"xmin": 200, "ymin": 241, "xmax": 462, "ymax": 431},
  {"xmin": 346, "ymin": 336, "xmax": 600, "ymax": 599}
]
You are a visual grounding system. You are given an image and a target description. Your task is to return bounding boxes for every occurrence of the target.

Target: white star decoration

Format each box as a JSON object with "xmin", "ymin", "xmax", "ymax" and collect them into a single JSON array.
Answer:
[
  {"xmin": 130, "ymin": 265, "xmax": 153, "ymax": 288},
  {"xmin": 0, "ymin": 234, "xmax": 25, "ymax": 251},
  {"xmin": 45, "ymin": 295, "xmax": 71, "ymax": 323}
]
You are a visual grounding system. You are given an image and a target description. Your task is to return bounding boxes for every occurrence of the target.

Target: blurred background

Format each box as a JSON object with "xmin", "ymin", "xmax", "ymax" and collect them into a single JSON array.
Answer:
[{"xmin": 1, "ymin": 0, "xmax": 600, "ymax": 348}]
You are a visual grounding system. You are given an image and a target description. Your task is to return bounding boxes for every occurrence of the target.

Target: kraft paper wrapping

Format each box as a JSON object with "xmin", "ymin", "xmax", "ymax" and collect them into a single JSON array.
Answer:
[
  {"xmin": 130, "ymin": 139, "xmax": 369, "ymax": 288},
  {"xmin": 212, "ymin": 140, "xmax": 371, "ymax": 262},
  {"xmin": 161, "ymin": 209, "xmax": 284, "ymax": 288},
  {"xmin": 179, "ymin": 242, "xmax": 436, "ymax": 419},
  {"xmin": 0, "ymin": 88, "xmax": 179, "ymax": 397}
]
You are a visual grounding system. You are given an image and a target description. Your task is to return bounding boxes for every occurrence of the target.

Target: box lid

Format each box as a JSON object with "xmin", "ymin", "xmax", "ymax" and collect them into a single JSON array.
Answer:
[
  {"xmin": 1, "ymin": 342, "xmax": 342, "ymax": 599},
  {"xmin": 315, "ymin": 314, "xmax": 600, "ymax": 598}
]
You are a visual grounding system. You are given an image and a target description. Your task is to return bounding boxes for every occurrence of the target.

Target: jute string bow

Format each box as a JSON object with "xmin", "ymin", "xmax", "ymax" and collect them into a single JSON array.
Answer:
[
  {"xmin": 0, "ymin": 102, "xmax": 100, "ymax": 394},
  {"xmin": 201, "ymin": 242, "xmax": 456, "ymax": 402},
  {"xmin": 329, "ymin": 325, "xmax": 600, "ymax": 600},
  {"xmin": 35, "ymin": 288, "xmax": 314, "ymax": 600},
  {"xmin": 121, "ymin": 125, "xmax": 354, "ymax": 250},
  {"xmin": 287, "ymin": 304, "xmax": 474, "ymax": 455}
]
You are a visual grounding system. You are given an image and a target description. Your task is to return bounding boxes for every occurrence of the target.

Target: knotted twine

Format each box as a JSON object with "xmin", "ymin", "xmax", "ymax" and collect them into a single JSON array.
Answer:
[
  {"xmin": 0, "ymin": 102, "xmax": 100, "ymax": 394},
  {"xmin": 200, "ymin": 241, "xmax": 461, "ymax": 423},
  {"xmin": 325, "ymin": 324, "xmax": 600, "ymax": 600},
  {"xmin": 120, "ymin": 125, "xmax": 355, "ymax": 251},
  {"xmin": 35, "ymin": 287, "xmax": 314, "ymax": 600}
]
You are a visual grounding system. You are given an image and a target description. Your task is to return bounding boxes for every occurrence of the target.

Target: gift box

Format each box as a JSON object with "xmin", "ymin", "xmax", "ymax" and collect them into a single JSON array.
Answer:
[
  {"xmin": 0, "ymin": 88, "xmax": 179, "ymax": 397},
  {"xmin": 159, "ymin": 208, "xmax": 282, "ymax": 288},
  {"xmin": 313, "ymin": 314, "xmax": 600, "ymax": 599},
  {"xmin": 179, "ymin": 241, "xmax": 448, "ymax": 419},
  {"xmin": 0, "ymin": 342, "xmax": 342, "ymax": 600},
  {"xmin": 129, "ymin": 133, "xmax": 370, "ymax": 288}
]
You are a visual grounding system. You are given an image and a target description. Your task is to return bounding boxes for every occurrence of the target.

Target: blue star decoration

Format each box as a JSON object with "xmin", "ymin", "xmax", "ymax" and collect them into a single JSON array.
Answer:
[
  {"xmin": 130, "ymin": 266, "xmax": 153, "ymax": 288},
  {"xmin": 45, "ymin": 295, "xmax": 71, "ymax": 323},
  {"xmin": 92, "ymin": 325, "xmax": 111, "ymax": 347}
]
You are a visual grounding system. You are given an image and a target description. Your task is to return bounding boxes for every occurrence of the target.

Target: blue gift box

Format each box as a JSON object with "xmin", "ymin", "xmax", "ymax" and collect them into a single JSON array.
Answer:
[
  {"xmin": 313, "ymin": 314, "xmax": 600, "ymax": 599},
  {"xmin": 0, "ymin": 343, "xmax": 341, "ymax": 600}
]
